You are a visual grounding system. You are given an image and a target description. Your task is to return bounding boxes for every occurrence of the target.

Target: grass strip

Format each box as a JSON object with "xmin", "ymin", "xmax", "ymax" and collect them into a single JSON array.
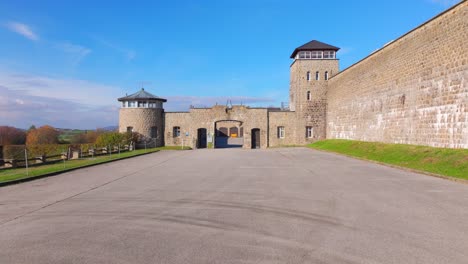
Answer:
[
  {"xmin": 308, "ymin": 139, "xmax": 468, "ymax": 180},
  {"xmin": 0, "ymin": 146, "xmax": 191, "ymax": 184}
]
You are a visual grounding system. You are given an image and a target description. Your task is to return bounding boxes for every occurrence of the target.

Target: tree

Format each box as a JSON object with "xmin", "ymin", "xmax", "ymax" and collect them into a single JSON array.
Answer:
[
  {"xmin": 0, "ymin": 126, "xmax": 27, "ymax": 145},
  {"xmin": 95, "ymin": 132, "xmax": 126, "ymax": 147},
  {"xmin": 26, "ymin": 125, "xmax": 60, "ymax": 145},
  {"xmin": 71, "ymin": 129, "xmax": 106, "ymax": 144}
]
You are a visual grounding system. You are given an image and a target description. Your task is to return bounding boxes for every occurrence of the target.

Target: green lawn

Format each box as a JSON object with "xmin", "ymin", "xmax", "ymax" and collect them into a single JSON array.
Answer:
[
  {"xmin": 0, "ymin": 146, "xmax": 190, "ymax": 184},
  {"xmin": 308, "ymin": 139, "xmax": 468, "ymax": 180}
]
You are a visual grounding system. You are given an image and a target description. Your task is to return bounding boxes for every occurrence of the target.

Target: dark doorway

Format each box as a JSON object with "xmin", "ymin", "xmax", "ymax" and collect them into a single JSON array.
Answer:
[
  {"xmin": 197, "ymin": 128, "xmax": 207, "ymax": 148},
  {"xmin": 229, "ymin": 127, "xmax": 238, "ymax": 137},
  {"xmin": 251, "ymin": 128, "xmax": 260, "ymax": 149}
]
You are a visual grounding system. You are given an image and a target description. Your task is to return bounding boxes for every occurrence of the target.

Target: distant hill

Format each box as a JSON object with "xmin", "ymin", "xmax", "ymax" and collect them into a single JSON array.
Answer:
[{"xmin": 100, "ymin": 126, "xmax": 118, "ymax": 131}]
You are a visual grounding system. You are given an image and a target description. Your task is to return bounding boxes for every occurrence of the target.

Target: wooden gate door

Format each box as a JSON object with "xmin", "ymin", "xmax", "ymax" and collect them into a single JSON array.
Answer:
[{"xmin": 197, "ymin": 128, "xmax": 207, "ymax": 148}]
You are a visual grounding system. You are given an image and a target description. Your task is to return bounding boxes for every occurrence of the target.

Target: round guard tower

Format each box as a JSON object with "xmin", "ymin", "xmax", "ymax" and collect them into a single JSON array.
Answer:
[{"xmin": 118, "ymin": 88, "xmax": 167, "ymax": 147}]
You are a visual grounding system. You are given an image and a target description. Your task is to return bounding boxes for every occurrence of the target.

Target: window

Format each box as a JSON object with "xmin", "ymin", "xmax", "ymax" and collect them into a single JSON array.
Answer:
[
  {"xmin": 277, "ymin": 126, "xmax": 285, "ymax": 139},
  {"xmin": 121, "ymin": 102, "xmax": 126, "ymax": 108},
  {"xmin": 323, "ymin": 51, "xmax": 335, "ymax": 59},
  {"xmin": 306, "ymin": 126, "xmax": 313, "ymax": 138},
  {"xmin": 151, "ymin": 126, "xmax": 158, "ymax": 138},
  {"xmin": 325, "ymin": 71, "xmax": 329, "ymax": 80},
  {"xmin": 315, "ymin": 71, "xmax": 320, "ymax": 80},
  {"xmin": 138, "ymin": 101, "xmax": 147, "ymax": 108},
  {"xmin": 307, "ymin": 91, "xmax": 311, "ymax": 101},
  {"xmin": 128, "ymin": 101, "xmax": 136, "ymax": 107},
  {"xmin": 127, "ymin": 126, "xmax": 133, "ymax": 133},
  {"xmin": 173, "ymin": 126, "xmax": 180, "ymax": 137},
  {"xmin": 306, "ymin": 71, "xmax": 311, "ymax": 81},
  {"xmin": 312, "ymin": 51, "xmax": 323, "ymax": 59}
]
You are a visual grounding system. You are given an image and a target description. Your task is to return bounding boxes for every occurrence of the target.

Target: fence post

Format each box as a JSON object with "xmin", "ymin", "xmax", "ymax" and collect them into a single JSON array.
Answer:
[{"xmin": 24, "ymin": 148, "xmax": 29, "ymax": 177}]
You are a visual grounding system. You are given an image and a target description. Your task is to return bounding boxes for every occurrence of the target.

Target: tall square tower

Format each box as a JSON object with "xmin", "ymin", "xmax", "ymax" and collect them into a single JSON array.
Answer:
[{"xmin": 289, "ymin": 40, "xmax": 339, "ymax": 143}]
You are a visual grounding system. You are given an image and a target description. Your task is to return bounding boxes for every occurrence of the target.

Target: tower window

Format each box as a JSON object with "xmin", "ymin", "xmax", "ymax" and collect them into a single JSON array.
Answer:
[
  {"xmin": 306, "ymin": 71, "xmax": 311, "ymax": 81},
  {"xmin": 311, "ymin": 51, "xmax": 323, "ymax": 59},
  {"xmin": 127, "ymin": 126, "xmax": 133, "ymax": 133},
  {"xmin": 325, "ymin": 71, "xmax": 329, "ymax": 80},
  {"xmin": 277, "ymin": 126, "xmax": 285, "ymax": 139},
  {"xmin": 173, "ymin": 126, "xmax": 180, "ymax": 137},
  {"xmin": 151, "ymin": 126, "xmax": 158, "ymax": 138},
  {"xmin": 315, "ymin": 71, "xmax": 320, "ymax": 80},
  {"xmin": 307, "ymin": 91, "xmax": 311, "ymax": 101},
  {"xmin": 306, "ymin": 126, "xmax": 313, "ymax": 138},
  {"xmin": 323, "ymin": 51, "xmax": 335, "ymax": 59}
]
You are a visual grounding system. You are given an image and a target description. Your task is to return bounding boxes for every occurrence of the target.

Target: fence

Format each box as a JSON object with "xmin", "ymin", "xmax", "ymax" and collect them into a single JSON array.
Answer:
[{"xmin": 0, "ymin": 143, "xmax": 135, "ymax": 169}]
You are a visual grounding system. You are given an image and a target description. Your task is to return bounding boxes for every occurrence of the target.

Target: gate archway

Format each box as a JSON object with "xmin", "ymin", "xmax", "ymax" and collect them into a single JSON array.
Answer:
[{"xmin": 214, "ymin": 120, "xmax": 244, "ymax": 148}]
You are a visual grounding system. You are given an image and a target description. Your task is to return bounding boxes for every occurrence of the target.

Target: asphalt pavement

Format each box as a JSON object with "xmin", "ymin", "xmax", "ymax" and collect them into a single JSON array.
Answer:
[{"xmin": 0, "ymin": 148, "xmax": 467, "ymax": 264}]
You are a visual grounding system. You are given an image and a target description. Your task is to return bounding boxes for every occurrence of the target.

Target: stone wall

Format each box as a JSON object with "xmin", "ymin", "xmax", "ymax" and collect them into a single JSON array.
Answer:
[
  {"xmin": 327, "ymin": 2, "xmax": 467, "ymax": 148},
  {"xmin": 164, "ymin": 105, "xmax": 269, "ymax": 149},
  {"xmin": 119, "ymin": 108, "xmax": 164, "ymax": 147},
  {"xmin": 268, "ymin": 111, "xmax": 298, "ymax": 147}
]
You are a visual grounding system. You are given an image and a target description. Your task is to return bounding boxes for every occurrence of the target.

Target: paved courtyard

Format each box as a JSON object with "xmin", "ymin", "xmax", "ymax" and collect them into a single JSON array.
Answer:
[{"xmin": 0, "ymin": 148, "xmax": 467, "ymax": 264}]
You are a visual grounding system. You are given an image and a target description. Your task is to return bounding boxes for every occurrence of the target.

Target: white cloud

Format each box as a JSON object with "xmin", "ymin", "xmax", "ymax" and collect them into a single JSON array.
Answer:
[
  {"xmin": 5, "ymin": 21, "xmax": 38, "ymax": 41},
  {"xmin": 55, "ymin": 42, "xmax": 92, "ymax": 65},
  {"xmin": 0, "ymin": 72, "xmax": 124, "ymax": 129},
  {"xmin": 94, "ymin": 37, "xmax": 136, "ymax": 61}
]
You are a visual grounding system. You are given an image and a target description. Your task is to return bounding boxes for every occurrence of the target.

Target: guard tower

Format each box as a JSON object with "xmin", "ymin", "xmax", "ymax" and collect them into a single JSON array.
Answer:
[
  {"xmin": 289, "ymin": 40, "xmax": 339, "ymax": 143},
  {"xmin": 118, "ymin": 88, "xmax": 167, "ymax": 147}
]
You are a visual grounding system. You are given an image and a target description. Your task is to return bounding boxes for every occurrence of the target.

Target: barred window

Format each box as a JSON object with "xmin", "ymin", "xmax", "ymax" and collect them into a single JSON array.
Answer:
[
  {"xmin": 306, "ymin": 126, "xmax": 313, "ymax": 138},
  {"xmin": 173, "ymin": 126, "xmax": 180, "ymax": 137},
  {"xmin": 277, "ymin": 126, "xmax": 285, "ymax": 139}
]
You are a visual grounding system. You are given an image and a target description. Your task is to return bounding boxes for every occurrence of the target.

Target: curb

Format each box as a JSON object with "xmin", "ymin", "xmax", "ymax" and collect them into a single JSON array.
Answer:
[
  {"xmin": 307, "ymin": 147, "xmax": 468, "ymax": 185},
  {"xmin": 0, "ymin": 150, "xmax": 160, "ymax": 188}
]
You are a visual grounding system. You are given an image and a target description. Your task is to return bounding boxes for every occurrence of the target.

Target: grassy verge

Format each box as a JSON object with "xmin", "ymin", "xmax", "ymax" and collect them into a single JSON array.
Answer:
[
  {"xmin": 308, "ymin": 139, "xmax": 468, "ymax": 180},
  {"xmin": 0, "ymin": 146, "xmax": 191, "ymax": 184}
]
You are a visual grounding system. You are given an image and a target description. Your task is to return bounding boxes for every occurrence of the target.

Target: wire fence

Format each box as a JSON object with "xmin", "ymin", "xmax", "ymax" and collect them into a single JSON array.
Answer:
[{"xmin": 0, "ymin": 142, "xmax": 137, "ymax": 171}]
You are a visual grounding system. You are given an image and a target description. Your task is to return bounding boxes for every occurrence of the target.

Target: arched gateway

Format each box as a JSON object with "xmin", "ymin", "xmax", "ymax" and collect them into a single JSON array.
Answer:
[{"xmin": 214, "ymin": 120, "xmax": 243, "ymax": 148}]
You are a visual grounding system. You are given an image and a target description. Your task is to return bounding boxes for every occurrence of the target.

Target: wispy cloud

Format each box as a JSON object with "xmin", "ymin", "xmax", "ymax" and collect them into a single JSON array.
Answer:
[
  {"xmin": 429, "ymin": 0, "xmax": 461, "ymax": 6},
  {"xmin": 94, "ymin": 37, "xmax": 136, "ymax": 61},
  {"xmin": 5, "ymin": 21, "xmax": 38, "ymax": 41},
  {"xmin": 55, "ymin": 42, "xmax": 92, "ymax": 65},
  {"xmin": 0, "ymin": 72, "xmax": 123, "ymax": 129}
]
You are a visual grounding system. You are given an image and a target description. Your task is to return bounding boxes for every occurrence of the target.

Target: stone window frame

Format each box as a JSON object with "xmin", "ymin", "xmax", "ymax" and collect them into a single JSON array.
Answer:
[
  {"xmin": 306, "ymin": 71, "xmax": 311, "ymax": 81},
  {"xmin": 173, "ymin": 126, "xmax": 181, "ymax": 137},
  {"xmin": 307, "ymin": 91, "xmax": 311, "ymax": 101},
  {"xmin": 325, "ymin": 71, "xmax": 329, "ymax": 80},
  {"xmin": 277, "ymin": 126, "xmax": 285, "ymax": 139},
  {"xmin": 306, "ymin": 126, "xmax": 313, "ymax": 138},
  {"xmin": 315, "ymin": 71, "xmax": 320, "ymax": 81}
]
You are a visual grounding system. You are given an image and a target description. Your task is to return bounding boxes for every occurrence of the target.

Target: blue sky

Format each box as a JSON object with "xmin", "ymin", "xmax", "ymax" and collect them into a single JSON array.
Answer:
[{"xmin": 0, "ymin": 0, "xmax": 461, "ymax": 129}]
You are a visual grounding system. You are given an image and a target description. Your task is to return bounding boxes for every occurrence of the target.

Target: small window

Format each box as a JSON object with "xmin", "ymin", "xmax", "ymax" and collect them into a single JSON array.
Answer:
[
  {"xmin": 151, "ymin": 126, "xmax": 158, "ymax": 138},
  {"xmin": 128, "ymin": 101, "xmax": 136, "ymax": 107},
  {"xmin": 307, "ymin": 91, "xmax": 311, "ymax": 101},
  {"xmin": 173, "ymin": 126, "xmax": 180, "ymax": 137},
  {"xmin": 323, "ymin": 51, "xmax": 335, "ymax": 59},
  {"xmin": 312, "ymin": 51, "xmax": 323, "ymax": 59},
  {"xmin": 315, "ymin": 71, "xmax": 320, "ymax": 80},
  {"xmin": 277, "ymin": 126, "xmax": 285, "ymax": 139},
  {"xmin": 127, "ymin": 126, "xmax": 133, "ymax": 133},
  {"xmin": 306, "ymin": 126, "xmax": 313, "ymax": 138},
  {"xmin": 306, "ymin": 71, "xmax": 311, "ymax": 81},
  {"xmin": 325, "ymin": 71, "xmax": 329, "ymax": 80},
  {"xmin": 121, "ymin": 102, "xmax": 126, "ymax": 108}
]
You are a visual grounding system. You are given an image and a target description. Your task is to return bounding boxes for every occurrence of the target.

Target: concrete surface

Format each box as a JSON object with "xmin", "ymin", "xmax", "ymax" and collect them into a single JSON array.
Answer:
[{"xmin": 0, "ymin": 148, "xmax": 467, "ymax": 264}]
